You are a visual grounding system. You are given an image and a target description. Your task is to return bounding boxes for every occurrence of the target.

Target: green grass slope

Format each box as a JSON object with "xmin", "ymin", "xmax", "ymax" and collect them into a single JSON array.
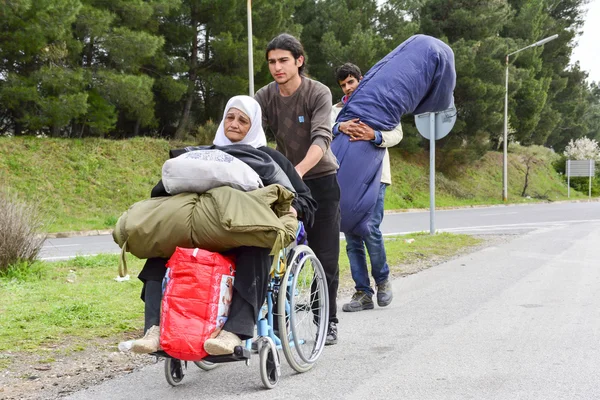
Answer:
[
  {"xmin": 386, "ymin": 145, "xmax": 581, "ymax": 209},
  {"xmin": 0, "ymin": 137, "xmax": 585, "ymax": 233},
  {"xmin": 0, "ymin": 137, "xmax": 187, "ymax": 232}
]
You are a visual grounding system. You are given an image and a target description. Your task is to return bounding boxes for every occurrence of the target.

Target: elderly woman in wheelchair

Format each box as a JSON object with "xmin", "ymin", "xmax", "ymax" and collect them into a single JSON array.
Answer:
[{"xmin": 130, "ymin": 96, "xmax": 320, "ymax": 360}]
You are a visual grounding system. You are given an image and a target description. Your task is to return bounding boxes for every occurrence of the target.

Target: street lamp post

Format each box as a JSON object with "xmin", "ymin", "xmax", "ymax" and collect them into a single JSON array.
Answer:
[
  {"xmin": 247, "ymin": 0, "xmax": 254, "ymax": 96},
  {"xmin": 503, "ymin": 34, "xmax": 558, "ymax": 202}
]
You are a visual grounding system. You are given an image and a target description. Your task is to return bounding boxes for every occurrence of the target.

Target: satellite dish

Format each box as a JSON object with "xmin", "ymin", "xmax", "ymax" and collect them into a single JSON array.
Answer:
[{"xmin": 414, "ymin": 105, "xmax": 457, "ymax": 140}]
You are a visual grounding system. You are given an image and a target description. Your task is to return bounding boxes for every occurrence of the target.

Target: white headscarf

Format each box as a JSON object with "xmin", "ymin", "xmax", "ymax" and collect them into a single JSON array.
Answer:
[{"xmin": 213, "ymin": 95, "xmax": 267, "ymax": 148}]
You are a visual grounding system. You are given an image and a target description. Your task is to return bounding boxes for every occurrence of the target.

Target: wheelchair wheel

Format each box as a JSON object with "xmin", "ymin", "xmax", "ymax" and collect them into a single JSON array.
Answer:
[
  {"xmin": 193, "ymin": 360, "xmax": 217, "ymax": 371},
  {"xmin": 277, "ymin": 245, "xmax": 329, "ymax": 373},
  {"xmin": 164, "ymin": 358, "xmax": 186, "ymax": 386},
  {"xmin": 259, "ymin": 343, "xmax": 280, "ymax": 389}
]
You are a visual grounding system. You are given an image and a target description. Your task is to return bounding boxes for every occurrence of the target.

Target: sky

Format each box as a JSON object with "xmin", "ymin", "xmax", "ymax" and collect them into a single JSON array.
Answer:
[{"xmin": 568, "ymin": 0, "xmax": 599, "ymax": 83}]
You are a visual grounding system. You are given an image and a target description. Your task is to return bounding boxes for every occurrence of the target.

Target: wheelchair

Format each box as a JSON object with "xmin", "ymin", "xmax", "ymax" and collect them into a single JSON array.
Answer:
[{"xmin": 153, "ymin": 224, "xmax": 329, "ymax": 389}]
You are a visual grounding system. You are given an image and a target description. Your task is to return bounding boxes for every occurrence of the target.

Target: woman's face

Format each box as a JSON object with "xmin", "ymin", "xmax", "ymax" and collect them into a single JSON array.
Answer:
[{"xmin": 224, "ymin": 107, "xmax": 251, "ymax": 142}]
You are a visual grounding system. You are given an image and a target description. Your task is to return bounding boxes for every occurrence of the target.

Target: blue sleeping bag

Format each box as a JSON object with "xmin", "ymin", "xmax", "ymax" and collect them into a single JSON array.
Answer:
[{"xmin": 332, "ymin": 35, "xmax": 456, "ymax": 236}]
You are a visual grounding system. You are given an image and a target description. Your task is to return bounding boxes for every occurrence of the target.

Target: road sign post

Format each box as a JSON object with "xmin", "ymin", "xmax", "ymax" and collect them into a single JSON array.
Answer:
[{"xmin": 415, "ymin": 106, "xmax": 457, "ymax": 234}]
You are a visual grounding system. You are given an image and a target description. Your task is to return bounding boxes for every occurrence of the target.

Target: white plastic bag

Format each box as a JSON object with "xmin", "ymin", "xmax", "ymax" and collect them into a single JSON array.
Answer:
[{"xmin": 162, "ymin": 149, "xmax": 263, "ymax": 195}]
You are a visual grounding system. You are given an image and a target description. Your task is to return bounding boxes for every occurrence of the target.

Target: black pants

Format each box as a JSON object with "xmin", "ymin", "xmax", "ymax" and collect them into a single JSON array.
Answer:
[
  {"xmin": 304, "ymin": 174, "xmax": 341, "ymax": 324},
  {"xmin": 139, "ymin": 246, "xmax": 271, "ymax": 340},
  {"xmin": 222, "ymin": 247, "xmax": 271, "ymax": 340}
]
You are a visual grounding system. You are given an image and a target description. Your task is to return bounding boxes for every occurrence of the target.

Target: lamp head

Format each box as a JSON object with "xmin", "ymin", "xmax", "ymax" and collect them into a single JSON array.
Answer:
[{"xmin": 534, "ymin": 34, "xmax": 558, "ymax": 47}]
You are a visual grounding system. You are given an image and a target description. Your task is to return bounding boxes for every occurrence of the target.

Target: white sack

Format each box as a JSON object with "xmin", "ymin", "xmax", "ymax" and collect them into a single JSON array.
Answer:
[{"xmin": 162, "ymin": 149, "xmax": 263, "ymax": 195}]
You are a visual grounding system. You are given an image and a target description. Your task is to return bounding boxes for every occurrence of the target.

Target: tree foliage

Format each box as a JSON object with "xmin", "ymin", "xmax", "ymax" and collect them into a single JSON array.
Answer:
[{"xmin": 0, "ymin": 0, "xmax": 597, "ymax": 150}]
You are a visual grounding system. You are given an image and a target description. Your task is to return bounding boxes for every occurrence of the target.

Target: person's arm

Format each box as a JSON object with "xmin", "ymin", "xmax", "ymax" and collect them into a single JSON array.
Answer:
[
  {"xmin": 259, "ymin": 146, "xmax": 317, "ymax": 227},
  {"xmin": 295, "ymin": 145, "xmax": 324, "ymax": 178},
  {"xmin": 336, "ymin": 118, "xmax": 360, "ymax": 137},
  {"xmin": 296, "ymin": 85, "xmax": 333, "ymax": 178},
  {"xmin": 377, "ymin": 124, "xmax": 403, "ymax": 148},
  {"xmin": 331, "ymin": 105, "xmax": 341, "ymax": 127},
  {"xmin": 342, "ymin": 121, "xmax": 403, "ymax": 148}
]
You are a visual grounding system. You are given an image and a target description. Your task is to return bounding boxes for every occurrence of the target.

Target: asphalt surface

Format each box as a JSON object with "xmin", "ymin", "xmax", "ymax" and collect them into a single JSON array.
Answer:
[
  {"xmin": 40, "ymin": 201, "xmax": 600, "ymax": 260},
  {"xmin": 64, "ymin": 217, "xmax": 600, "ymax": 399}
]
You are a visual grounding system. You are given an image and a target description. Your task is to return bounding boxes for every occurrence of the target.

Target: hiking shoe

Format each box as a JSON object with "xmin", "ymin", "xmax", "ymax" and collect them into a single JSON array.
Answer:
[
  {"xmin": 342, "ymin": 291, "xmax": 375, "ymax": 312},
  {"xmin": 204, "ymin": 330, "xmax": 242, "ymax": 356},
  {"xmin": 376, "ymin": 280, "xmax": 393, "ymax": 307},
  {"xmin": 131, "ymin": 325, "xmax": 161, "ymax": 354},
  {"xmin": 325, "ymin": 321, "xmax": 338, "ymax": 346}
]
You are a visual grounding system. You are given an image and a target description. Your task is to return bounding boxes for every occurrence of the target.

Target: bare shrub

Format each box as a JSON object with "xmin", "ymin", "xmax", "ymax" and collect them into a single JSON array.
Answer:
[
  {"xmin": 195, "ymin": 120, "xmax": 219, "ymax": 144},
  {"xmin": 436, "ymin": 173, "xmax": 474, "ymax": 199},
  {"xmin": 510, "ymin": 145, "xmax": 557, "ymax": 197},
  {"xmin": 0, "ymin": 190, "xmax": 47, "ymax": 273}
]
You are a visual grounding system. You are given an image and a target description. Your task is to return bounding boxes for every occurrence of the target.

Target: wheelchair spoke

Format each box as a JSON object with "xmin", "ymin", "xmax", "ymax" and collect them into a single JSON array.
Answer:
[{"xmin": 278, "ymin": 245, "xmax": 329, "ymax": 372}]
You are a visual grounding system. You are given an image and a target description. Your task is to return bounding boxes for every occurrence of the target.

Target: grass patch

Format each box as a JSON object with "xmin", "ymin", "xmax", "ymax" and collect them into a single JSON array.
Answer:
[
  {"xmin": 0, "ymin": 232, "xmax": 481, "ymax": 355},
  {"xmin": 0, "ymin": 254, "xmax": 145, "ymax": 353},
  {"xmin": 338, "ymin": 232, "xmax": 482, "ymax": 290}
]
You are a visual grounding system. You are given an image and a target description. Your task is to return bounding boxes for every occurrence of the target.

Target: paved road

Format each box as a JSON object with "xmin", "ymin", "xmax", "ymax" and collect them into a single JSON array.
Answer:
[
  {"xmin": 65, "ymin": 217, "xmax": 600, "ymax": 399},
  {"xmin": 40, "ymin": 201, "xmax": 600, "ymax": 260}
]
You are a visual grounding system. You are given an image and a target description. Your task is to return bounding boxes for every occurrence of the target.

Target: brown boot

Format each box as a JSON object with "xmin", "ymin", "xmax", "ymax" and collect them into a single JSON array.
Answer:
[
  {"xmin": 131, "ymin": 325, "xmax": 161, "ymax": 354},
  {"xmin": 204, "ymin": 330, "xmax": 242, "ymax": 356}
]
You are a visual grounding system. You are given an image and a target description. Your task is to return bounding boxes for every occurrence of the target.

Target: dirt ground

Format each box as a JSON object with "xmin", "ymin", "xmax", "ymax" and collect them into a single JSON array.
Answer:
[
  {"xmin": 0, "ymin": 234, "xmax": 514, "ymax": 400},
  {"xmin": 0, "ymin": 333, "xmax": 156, "ymax": 400}
]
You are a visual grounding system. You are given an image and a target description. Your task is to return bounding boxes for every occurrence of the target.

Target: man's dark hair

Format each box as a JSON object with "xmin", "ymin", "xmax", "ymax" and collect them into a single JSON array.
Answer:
[
  {"xmin": 266, "ymin": 33, "xmax": 306, "ymax": 74},
  {"xmin": 335, "ymin": 63, "xmax": 362, "ymax": 84}
]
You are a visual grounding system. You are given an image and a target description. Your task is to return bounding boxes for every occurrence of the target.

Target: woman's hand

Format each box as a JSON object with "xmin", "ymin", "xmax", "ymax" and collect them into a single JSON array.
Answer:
[{"xmin": 289, "ymin": 205, "xmax": 298, "ymax": 218}]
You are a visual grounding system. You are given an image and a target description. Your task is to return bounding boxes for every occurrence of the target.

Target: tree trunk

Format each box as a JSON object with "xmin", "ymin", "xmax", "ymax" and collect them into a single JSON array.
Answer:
[
  {"xmin": 87, "ymin": 38, "xmax": 94, "ymax": 68},
  {"xmin": 12, "ymin": 110, "xmax": 23, "ymax": 136},
  {"xmin": 521, "ymin": 159, "xmax": 532, "ymax": 197},
  {"xmin": 51, "ymin": 125, "xmax": 60, "ymax": 137},
  {"xmin": 133, "ymin": 118, "xmax": 141, "ymax": 137},
  {"xmin": 175, "ymin": 21, "xmax": 199, "ymax": 139}
]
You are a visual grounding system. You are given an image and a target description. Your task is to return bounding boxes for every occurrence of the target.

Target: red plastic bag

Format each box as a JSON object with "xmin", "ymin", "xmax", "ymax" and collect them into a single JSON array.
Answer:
[{"xmin": 160, "ymin": 247, "xmax": 236, "ymax": 361}]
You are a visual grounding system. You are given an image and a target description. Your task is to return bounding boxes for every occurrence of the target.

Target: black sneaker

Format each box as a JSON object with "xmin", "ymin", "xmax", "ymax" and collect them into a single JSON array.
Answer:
[
  {"xmin": 342, "ymin": 291, "xmax": 375, "ymax": 312},
  {"xmin": 376, "ymin": 280, "xmax": 393, "ymax": 307},
  {"xmin": 325, "ymin": 321, "xmax": 338, "ymax": 346}
]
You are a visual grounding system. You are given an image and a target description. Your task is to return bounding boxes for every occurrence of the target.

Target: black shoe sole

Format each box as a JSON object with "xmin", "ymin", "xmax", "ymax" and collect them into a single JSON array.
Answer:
[
  {"xmin": 377, "ymin": 296, "xmax": 393, "ymax": 307},
  {"xmin": 342, "ymin": 303, "xmax": 374, "ymax": 312}
]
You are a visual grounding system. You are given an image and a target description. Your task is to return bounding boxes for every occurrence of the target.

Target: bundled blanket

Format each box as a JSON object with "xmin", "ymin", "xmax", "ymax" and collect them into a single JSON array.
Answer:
[
  {"xmin": 332, "ymin": 35, "xmax": 456, "ymax": 236},
  {"xmin": 113, "ymin": 184, "xmax": 298, "ymax": 276}
]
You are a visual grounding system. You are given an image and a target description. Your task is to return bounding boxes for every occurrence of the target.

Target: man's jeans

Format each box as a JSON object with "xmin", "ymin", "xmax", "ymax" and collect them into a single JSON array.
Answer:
[{"xmin": 345, "ymin": 183, "xmax": 389, "ymax": 296}]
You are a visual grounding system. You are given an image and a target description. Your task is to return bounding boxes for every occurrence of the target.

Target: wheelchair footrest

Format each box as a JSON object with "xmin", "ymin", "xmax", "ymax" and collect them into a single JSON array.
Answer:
[
  {"xmin": 203, "ymin": 346, "xmax": 251, "ymax": 363},
  {"xmin": 150, "ymin": 346, "xmax": 251, "ymax": 363}
]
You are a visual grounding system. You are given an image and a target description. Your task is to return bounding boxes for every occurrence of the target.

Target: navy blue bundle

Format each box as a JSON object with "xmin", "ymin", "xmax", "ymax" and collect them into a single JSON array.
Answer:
[{"xmin": 332, "ymin": 35, "xmax": 456, "ymax": 236}]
